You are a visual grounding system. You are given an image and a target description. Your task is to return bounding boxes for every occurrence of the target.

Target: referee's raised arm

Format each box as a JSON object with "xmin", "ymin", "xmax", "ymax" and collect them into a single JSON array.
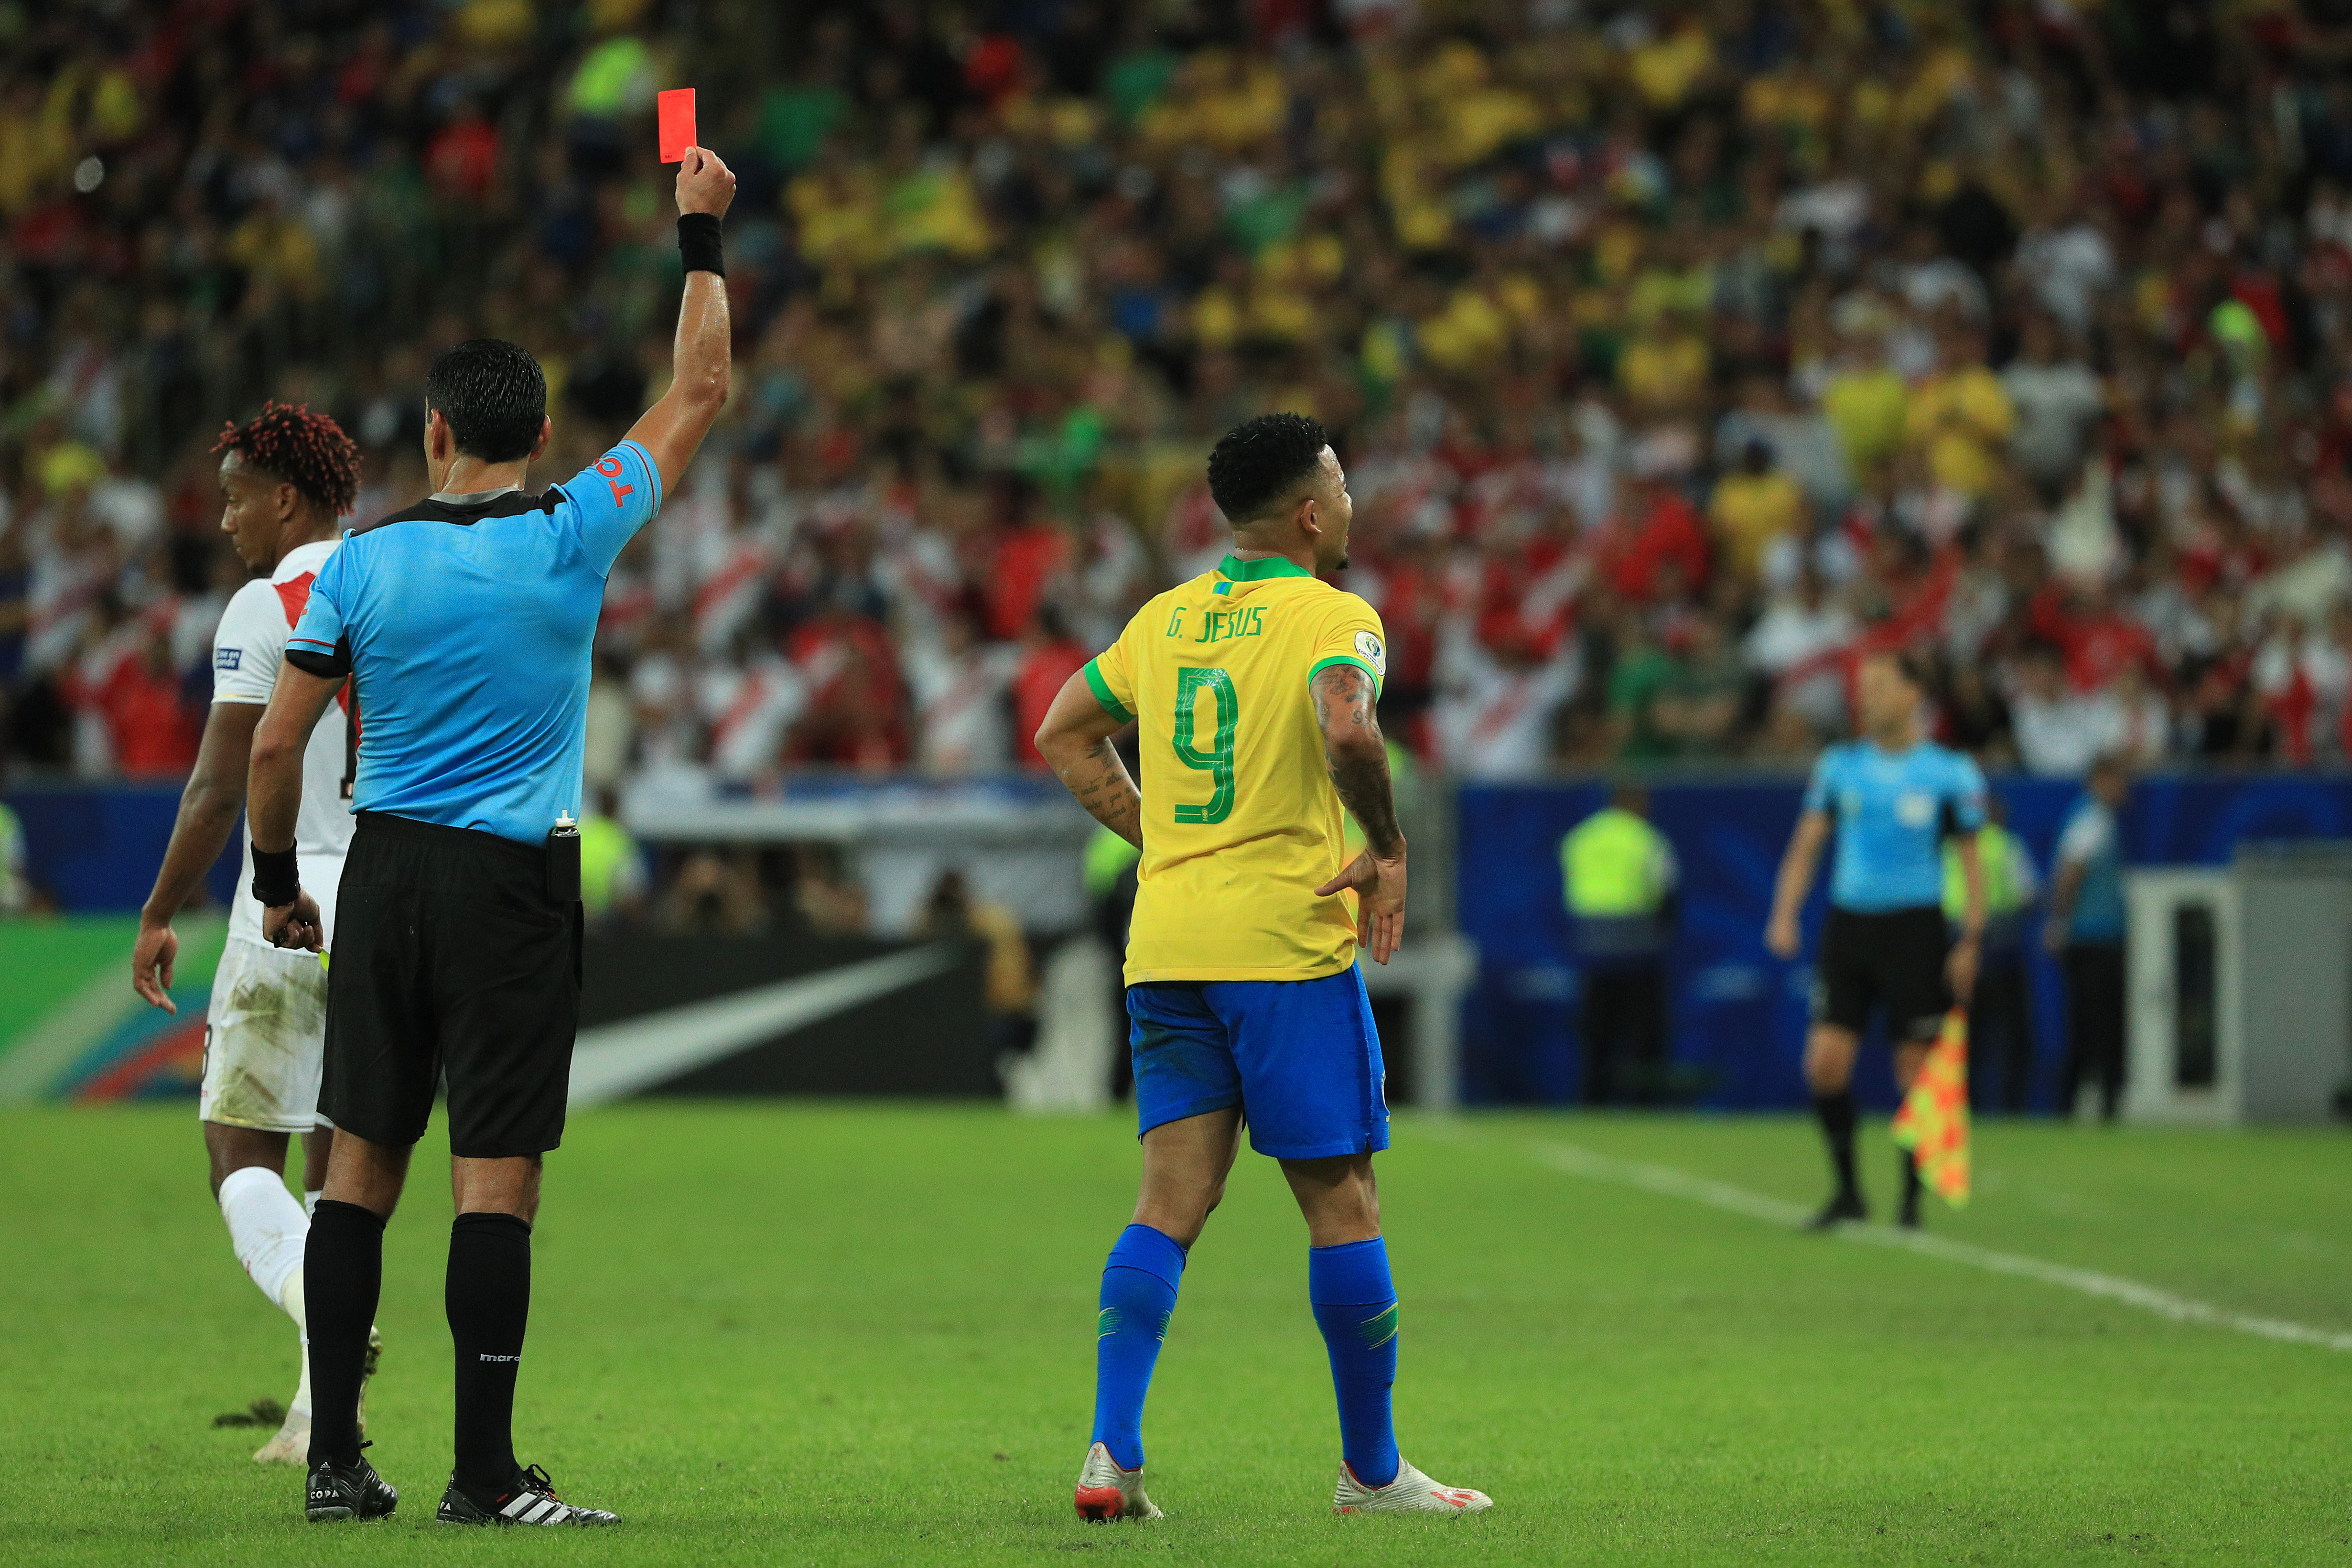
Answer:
[{"xmin": 626, "ymin": 146, "xmax": 738, "ymax": 494}]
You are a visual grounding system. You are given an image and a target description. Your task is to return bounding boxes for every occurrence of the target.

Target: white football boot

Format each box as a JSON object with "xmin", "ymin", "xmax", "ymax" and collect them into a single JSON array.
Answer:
[
  {"xmin": 1073, "ymin": 1441, "xmax": 1164, "ymax": 1521},
  {"xmin": 258, "ymin": 1324, "xmax": 380, "ymax": 1464},
  {"xmin": 1332, "ymin": 1455, "xmax": 1493, "ymax": 1514},
  {"xmin": 253, "ymin": 1405, "xmax": 311, "ymax": 1465},
  {"xmin": 357, "ymin": 1326, "xmax": 381, "ymax": 1435}
]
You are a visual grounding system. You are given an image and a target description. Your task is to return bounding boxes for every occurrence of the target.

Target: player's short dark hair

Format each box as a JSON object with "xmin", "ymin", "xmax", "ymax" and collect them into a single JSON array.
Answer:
[
  {"xmin": 212, "ymin": 401, "xmax": 364, "ymax": 517},
  {"xmin": 1207, "ymin": 412, "xmax": 1329, "ymax": 525},
  {"xmin": 424, "ymin": 338, "xmax": 548, "ymax": 463}
]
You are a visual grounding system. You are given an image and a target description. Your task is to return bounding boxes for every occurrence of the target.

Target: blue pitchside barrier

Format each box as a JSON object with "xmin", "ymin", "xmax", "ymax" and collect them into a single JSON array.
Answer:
[
  {"xmin": 16, "ymin": 770, "xmax": 2352, "ymax": 1114},
  {"xmin": 9, "ymin": 784, "xmax": 241, "ymax": 914}
]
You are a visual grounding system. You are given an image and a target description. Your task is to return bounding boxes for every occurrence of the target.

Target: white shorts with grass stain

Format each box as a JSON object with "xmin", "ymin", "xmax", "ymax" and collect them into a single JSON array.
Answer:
[{"xmin": 198, "ymin": 937, "xmax": 331, "ymax": 1133}]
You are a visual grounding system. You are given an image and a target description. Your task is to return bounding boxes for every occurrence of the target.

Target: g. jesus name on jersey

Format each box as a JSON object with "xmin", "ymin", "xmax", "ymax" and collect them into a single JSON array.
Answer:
[
  {"xmin": 1084, "ymin": 554, "xmax": 1387, "ymax": 985},
  {"xmin": 212, "ymin": 538, "xmax": 357, "ymax": 947}
]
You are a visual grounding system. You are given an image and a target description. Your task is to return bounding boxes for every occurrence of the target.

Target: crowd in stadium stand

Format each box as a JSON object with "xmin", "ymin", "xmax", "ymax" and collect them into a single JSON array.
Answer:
[{"xmin": 7, "ymin": 0, "xmax": 2352, "ymax": 796}]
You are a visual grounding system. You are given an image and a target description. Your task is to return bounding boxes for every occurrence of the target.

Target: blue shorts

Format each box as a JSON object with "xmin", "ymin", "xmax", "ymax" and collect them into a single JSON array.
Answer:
[{"xmin": 1128, "ymin": 968, "xmax": 1389, "ymax": 1160}]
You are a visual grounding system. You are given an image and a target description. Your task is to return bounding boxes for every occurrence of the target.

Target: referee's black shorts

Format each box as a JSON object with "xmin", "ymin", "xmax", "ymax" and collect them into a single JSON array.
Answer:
[
  {"xmin": 322, "ymin": 811, "xmax": 580, "ymax": 1158},
  {"xmin": 1811, "ymin": 905, "xmax": 1950, "ymax": 1046}
]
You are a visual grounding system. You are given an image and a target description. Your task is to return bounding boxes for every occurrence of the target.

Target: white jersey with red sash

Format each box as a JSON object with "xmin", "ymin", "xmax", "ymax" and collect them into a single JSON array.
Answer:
[{"xmin": 211, "ymin": 537, "xmax": 356, "ymax": 946}]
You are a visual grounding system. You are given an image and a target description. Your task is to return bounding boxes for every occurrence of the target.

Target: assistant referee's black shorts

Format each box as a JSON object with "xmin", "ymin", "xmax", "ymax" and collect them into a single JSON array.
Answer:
[
  {"xmin": 322, "ymin": 811, "xmax": 580, "ymax": 1158},
  {"xmin": 1812, "ymin": 905, "xmax": 1950, "ymax": 1046}
]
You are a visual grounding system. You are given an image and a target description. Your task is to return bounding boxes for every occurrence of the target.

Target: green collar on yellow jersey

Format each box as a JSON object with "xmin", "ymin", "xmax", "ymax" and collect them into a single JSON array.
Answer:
[{"xmin": 1218, "ymin": 553, "xmax": 1313, "ymax": 581}]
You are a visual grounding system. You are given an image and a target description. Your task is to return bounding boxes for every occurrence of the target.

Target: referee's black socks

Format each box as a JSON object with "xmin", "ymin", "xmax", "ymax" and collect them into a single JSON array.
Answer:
[
  {"xmin": 448, "ymin": 1211, "xmax": 532, "ymax": 1498},
  {"xmin": 1812, "ymin": 1088, "xmax": 1860, "ymax": 1198},
  {"xmin": 306, "ymin": 1200, "xmax": 386, "ymax": 1468}
]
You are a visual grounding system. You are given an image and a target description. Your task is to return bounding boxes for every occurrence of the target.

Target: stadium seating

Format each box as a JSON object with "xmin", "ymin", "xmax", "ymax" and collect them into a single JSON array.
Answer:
[{"xmin": 5, "ymin": 0, "xmax": 2351, "ymax": 806}]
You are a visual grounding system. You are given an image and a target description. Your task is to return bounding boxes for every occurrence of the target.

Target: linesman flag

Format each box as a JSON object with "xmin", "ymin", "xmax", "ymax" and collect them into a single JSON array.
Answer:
[{"xmin": 1891, "ymin": 1008, "xmax": 1970, "ymax": 1208}]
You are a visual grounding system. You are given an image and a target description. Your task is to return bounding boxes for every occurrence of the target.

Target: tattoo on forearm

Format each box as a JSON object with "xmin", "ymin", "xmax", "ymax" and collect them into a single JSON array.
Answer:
[
  {"xmin": 1057, "ymin": 737, "xmax": 1144, "ymax": 849},
  {"xmin": 1330, "ymin": 749, "xmax": 1404, "ymax": 858},
  {"xmin": 1312, "ymin": 664, "xmax": 1403, "ymax": 858}
]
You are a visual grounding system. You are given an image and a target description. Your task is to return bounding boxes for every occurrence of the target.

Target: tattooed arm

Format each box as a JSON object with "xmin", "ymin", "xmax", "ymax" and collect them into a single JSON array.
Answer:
[
  {"xmin": 1311, "ymin": 662, "xmax": 1402, "ymax": 855},
  {"xmin": 1309, "ymin": 661, "xmax": 1407, "ymax": 963},
  {"xmin": 1035, "ymin": 669, "xmax": 1143, "ymax": 850}
]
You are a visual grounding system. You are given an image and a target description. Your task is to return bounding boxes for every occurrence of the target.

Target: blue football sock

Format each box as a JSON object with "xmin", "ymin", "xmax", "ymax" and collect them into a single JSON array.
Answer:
[
  {"xmin": 1309, "ymin": 1236, "xmax": 1401, "ymax": 1489},
  {"xmin": 1090, "ymin": 1224, "xmax": 1186, "ymax": 1471}
]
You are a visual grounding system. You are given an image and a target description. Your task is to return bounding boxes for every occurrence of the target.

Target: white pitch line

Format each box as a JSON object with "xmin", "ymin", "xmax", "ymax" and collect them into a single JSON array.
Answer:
[{"xmin": 1529, "ymin": 1141, "xmax": 2352, "ymax": 1354}]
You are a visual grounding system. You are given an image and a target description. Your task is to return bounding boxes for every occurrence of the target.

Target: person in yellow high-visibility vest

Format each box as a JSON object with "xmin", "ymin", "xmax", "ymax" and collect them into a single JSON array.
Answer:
[
  {"xmin": 579, "ymin": 789, "xmax": 647, "ymax": 924},
  {"xmin": 1941, "ymin": 794, "xmax": 2039, "ymax": 1114},
  {"xmin": 1560, "ymin": 781, "xmax": 1679, "ymax": 1106}
]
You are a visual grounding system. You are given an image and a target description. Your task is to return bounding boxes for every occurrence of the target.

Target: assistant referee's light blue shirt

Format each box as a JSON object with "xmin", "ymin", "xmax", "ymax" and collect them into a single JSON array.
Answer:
[
  {"xmin": 288, "ymin": 440, "xmax": 661, "ymax": 846},
  {"xmin": 1802, "ymin": 739, "xmax": 1988, "ymax": 913}
]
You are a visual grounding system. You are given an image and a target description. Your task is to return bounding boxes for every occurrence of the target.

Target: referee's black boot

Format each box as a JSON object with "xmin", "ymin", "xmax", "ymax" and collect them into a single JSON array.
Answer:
[
  {"xmin": 437, "ymin": 1463, "xmax": 619, "ymax": 1526},
  {"xmin": 306, "ymin": 1446, "xmax": 397, "ymax": 1523},
  {"xmin": 1804, "ymin": 1190, "xmax": 1867, "ymax": 1231}
]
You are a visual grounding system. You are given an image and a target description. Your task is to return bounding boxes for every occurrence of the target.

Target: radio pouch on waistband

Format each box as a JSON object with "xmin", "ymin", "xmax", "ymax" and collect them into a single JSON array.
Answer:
[{"xmin": 547, "ymin": 817, "xmax": 582, "ymax": 905}]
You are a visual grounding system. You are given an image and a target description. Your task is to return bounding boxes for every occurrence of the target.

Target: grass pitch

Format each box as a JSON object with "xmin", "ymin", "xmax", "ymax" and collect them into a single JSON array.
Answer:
[{"xmin": 1, "ymin": 1103, "xmax": 2347, "ymax": 1566}]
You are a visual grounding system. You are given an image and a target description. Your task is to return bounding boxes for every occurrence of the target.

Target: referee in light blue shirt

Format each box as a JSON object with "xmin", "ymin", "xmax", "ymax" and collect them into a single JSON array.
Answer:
[
  {"xmin": 1765, "ymin": 649, "xmax": 1988, "ymax": 1232},
  {"xmin": 2044, "ymin": 754, "xmax": 2130, "ymax": 1122},
  {"xmin": 244, "ymin": 147, "xmax": 738, "ymax": 1529}
]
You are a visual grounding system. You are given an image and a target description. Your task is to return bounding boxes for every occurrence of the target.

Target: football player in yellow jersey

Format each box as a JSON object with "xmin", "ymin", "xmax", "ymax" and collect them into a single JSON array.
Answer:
[{"xmin": 1036, "ymin": 413, "xmax": 1492, "ymax": 1521}]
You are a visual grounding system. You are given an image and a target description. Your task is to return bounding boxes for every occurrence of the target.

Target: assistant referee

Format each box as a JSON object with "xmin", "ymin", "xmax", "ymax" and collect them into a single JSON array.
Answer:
[
  {"xmin": 1765, "ymin": 649, "xmax": 1987, "ymax": 1232},
  {"xmin": 246, "ymin": 147, "xmax": 737, "ymax": 1527}
]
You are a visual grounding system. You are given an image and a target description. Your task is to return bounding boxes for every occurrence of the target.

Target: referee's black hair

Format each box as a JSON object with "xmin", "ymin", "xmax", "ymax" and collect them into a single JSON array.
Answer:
[
  {"xmin": 1207, "ymin": 412, "xmax": 1329, "ymax": 525},
  {"xmin": 1860, "ymin": 644, "xmax": 1938, "ymax": 692},
  {"xmin": 424, "ymin": 339, "xmax": 548, "ymax": 464}
]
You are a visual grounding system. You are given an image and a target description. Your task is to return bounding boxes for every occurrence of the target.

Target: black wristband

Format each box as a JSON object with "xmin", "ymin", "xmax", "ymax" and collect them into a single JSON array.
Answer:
[
  {"xmin": 678, "ymin": 212, "xmax": 723, "ymax": 277},
  {"xmin": 251, "ymin": 845, "xmax": 300, "ymax": 909}
]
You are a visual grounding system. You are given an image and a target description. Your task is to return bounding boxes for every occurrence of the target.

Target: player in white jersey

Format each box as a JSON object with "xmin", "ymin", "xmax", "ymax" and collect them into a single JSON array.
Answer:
[{"xmin": 129, "ymin": 403, "xmax": 376, "ymax": 1464}]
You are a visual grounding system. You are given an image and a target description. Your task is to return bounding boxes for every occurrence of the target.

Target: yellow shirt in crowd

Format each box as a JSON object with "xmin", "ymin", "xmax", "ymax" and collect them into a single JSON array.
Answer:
[
  {"xmin": 1823, "ymin": 366, "xmax": 1910, "ymax": 482},
  {"xmin": 1709, "ymin": 469, "xmax": 1806, "ymax": 583},
  {"xmin": 1619, "ymin": 329, "xmax": 1711, "ymax": 414},
  {"xmin": 1905, "ymin": 366, "xmax": 2017, "ymax": 498}
]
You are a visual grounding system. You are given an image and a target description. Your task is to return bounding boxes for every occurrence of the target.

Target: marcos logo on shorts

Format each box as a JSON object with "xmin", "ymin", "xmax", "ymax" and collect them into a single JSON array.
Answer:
[{"xmin": 216, "ymin": 648, "xmax": 242, "ymax": 671}]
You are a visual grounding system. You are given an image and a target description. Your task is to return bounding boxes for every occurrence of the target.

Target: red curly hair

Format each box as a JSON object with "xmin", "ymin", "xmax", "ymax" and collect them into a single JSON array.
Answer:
[{"xmin": 213, "ymin": 400, "xmax": 364, "ymax": 518}]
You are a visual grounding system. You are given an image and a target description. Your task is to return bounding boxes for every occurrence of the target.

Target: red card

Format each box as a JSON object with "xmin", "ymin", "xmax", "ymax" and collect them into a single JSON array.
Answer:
[{"xmin": 658, "ymin": 88, "xmax": 696, "ymax": 163}]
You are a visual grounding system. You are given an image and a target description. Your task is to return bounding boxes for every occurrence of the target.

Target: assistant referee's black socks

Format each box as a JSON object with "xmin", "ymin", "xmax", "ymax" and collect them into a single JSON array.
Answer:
[
  {"xmin": 447, "ymin": 1211, "xmax": 532, "ymax": 1498},
  {"xmin": 306, "ymin": 1200, "xmax": 386, "ymax": 1468},
  {"xmin": 1812, "ymin": 1088, "xmax": 1860, "ymax": 1197}
]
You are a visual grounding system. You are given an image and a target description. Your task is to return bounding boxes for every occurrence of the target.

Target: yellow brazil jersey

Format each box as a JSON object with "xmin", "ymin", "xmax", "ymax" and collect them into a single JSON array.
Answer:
[{"xmin": 1084, "ymin": 553, "xmax": 1386, "ymax": 985}]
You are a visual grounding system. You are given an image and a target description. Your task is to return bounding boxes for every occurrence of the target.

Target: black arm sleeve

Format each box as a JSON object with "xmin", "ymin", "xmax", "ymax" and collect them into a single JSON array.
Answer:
[{"xmin": 286, "ymin": 636, "xmax": 353, "ymax": 679}]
